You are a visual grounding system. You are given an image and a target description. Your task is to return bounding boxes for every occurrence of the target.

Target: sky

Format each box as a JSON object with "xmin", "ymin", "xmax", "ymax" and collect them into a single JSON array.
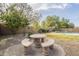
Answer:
[{"xmin": 29, "ymin": 3, "xmax": 79, "ymax": 27}]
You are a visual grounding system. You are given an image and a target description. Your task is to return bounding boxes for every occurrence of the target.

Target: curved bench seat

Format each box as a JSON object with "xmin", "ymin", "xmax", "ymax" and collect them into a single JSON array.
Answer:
[
  {"xmin": 41, "ymin": 39, "xmax": 55, "ymax": 47},
  {"xmin": 21, "ymin": 38, "xmax": 33, "ymax": 55},
  {"xmin": 41, "ymin": 39, "xmax": 55, "ymax": 56},
  {"xmin": 21, "ymin": 38, "xmax": 33, "ymax": 47}
]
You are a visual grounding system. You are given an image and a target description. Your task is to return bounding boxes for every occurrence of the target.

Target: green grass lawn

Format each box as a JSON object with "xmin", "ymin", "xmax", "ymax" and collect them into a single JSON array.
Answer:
[{"xmin": 46, "ymin": 32, "xmax": 79, "ymax": 41}]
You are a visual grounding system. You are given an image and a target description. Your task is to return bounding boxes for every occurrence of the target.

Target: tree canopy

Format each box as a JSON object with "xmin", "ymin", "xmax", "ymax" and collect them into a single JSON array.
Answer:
[
  {"xmin": 0, "ymin": 3, "xmax": 40, "ymax": 34},
  {"xmin": 0, "ymin": 3, "xmax": 40, "ymax": 22},
  {"xmin": 0, "ymin": 3, "xmax": 75, "ymax": 34},
  {"xmin": 41, "ymin": 15, "xmax": 74, "ymax": 31},
  {"xmin": 0, "ymin": 4, "xmax": 29, "ymax": 30}
]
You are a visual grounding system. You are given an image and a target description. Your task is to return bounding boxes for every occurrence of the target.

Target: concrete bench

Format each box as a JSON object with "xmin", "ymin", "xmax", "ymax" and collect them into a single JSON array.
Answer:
[
  {"xmin": 21, "ymin": 38, "xmax": 33, "ymax": 55},
  {"xmin": 21, "ymin": 38, "xmax": 33, "ymax": 47},
  {"xmin": 41, "ymin": 39, "xmax": 55, "ymax": 55}
]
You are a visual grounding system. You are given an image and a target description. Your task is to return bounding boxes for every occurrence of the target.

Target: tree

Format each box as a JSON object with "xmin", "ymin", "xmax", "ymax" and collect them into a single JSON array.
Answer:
[
  {"xmin": 31, "ymin": 20, "xmax": 41, "ymax": 32},
  {"xmin": 59, "ymin": 18, "xmax": 70, "ymax": 28},
  {"xmin": 0, "ymin": 3, "xmax": 40, "ymax": 23},
  {"xmin": 10, "ymin": 3, "xmax": 40, "ymax": 23},
  {"xmin": 0, "ymin": 4, "xmax": 29, "ymax": 33},
  {"xmin": 68, "ymin": 23, "xmax": 74, "ymax": 28},
  {"xmin": 42, "ymin": 16, "xmax": 56, "ymax": 30},
  {"xmin": 41, "ymin": 16, "xmax": 74, "ymax": 32},
  {"xmin": 41, "ymin": 16, "xmax": 60, "ymax": 31},
  {"xmin": 0, "ymin": 3, "xmax": 40, "ymax": 34}
]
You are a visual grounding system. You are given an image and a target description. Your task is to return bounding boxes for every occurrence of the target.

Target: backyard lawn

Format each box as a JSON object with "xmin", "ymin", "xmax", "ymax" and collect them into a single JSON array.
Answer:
[
  {"xmin": 46, "ymin": 32, "xmax": 79, "ymax": 56},
  {"xmin": 46, "ymin": 32, "xmax": 79, "ymax": 41}
]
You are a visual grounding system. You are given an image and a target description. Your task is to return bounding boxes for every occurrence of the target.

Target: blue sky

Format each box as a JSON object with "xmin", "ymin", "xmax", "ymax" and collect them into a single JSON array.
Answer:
[{"xmin": 29, "ymin": 3, "xmax": 79, "ymax": 27}]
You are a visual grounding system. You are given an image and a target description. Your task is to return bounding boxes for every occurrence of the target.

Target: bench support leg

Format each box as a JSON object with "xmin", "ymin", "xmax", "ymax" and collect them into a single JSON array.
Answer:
[
  {"xmin": 24, "ymin": 46, "xmax": 31, "ymax": 55},
  {"xmin": 49, "ymin": 45, "xmax": 54, "ymax": 50},
  {"xmin": 42, "ymin": 47, "xmax": 49, "ymax": 56}
]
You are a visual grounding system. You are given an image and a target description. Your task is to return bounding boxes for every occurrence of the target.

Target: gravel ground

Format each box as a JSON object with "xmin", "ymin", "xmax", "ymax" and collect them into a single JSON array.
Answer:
[
  {"xmin": 0, "ymin": 34, "xmax": 25, "ymax": 55},
  {"xmin": 55, "ymin": 39, "xmax": 79, "ymax": 56},
  {"xmin": 0, "ymin": 34, "xmax": 79, "ymax": 56}
]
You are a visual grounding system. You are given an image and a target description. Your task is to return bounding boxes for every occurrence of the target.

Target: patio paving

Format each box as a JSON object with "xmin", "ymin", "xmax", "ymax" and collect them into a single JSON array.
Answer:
[
  {"xmin": 4, "ymin": 44, "xmax": 65, "ymax": 56},
  {"xmin": 0, "ymin": 34, "xmax": 79, "ymax": 56}
]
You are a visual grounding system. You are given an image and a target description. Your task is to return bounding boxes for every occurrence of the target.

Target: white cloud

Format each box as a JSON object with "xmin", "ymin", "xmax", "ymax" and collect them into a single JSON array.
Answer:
[{"xmin": 29, "ymin": 3, "xmax": 71, "ymax": 11}]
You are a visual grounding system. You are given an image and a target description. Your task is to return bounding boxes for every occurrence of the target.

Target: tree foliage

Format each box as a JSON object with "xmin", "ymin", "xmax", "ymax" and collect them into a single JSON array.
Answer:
[
  {"xmin": 10, "ymin": 3, "xmax": 40, "ymax": 23},
  {"xmin": 0, "ymin": 3, "xmax": 75, "ymax": 34},
  {"xmin": 41, "ymin": 16, "xmax": 74, "ymax": 31},
  {"xmin": 31, "ymin": 20, "xmax": 41, "ymax": 32},
  {"xmin": 0, "ymin": 4, "xmax": 29, "ymax": 32},
  {"xmin": 0, "ymin": 3, "xmax": 40, "ymax": 22}
]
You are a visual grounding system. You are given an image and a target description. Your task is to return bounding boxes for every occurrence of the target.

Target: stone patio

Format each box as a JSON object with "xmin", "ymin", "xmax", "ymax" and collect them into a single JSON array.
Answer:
[
  {"xmin": 0, "ymin": 34, "xmax": 79, "ymax": 56},
  {"xmin": 4, "ymin": 44, "xmax": 65, "ymax": 56}
]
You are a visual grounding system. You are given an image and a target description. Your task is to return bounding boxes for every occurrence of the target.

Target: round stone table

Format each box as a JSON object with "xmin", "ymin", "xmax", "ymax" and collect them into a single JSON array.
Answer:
[{"xmin": 30, "ymin": 34, "xmax": 46, "ymax": 48}]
